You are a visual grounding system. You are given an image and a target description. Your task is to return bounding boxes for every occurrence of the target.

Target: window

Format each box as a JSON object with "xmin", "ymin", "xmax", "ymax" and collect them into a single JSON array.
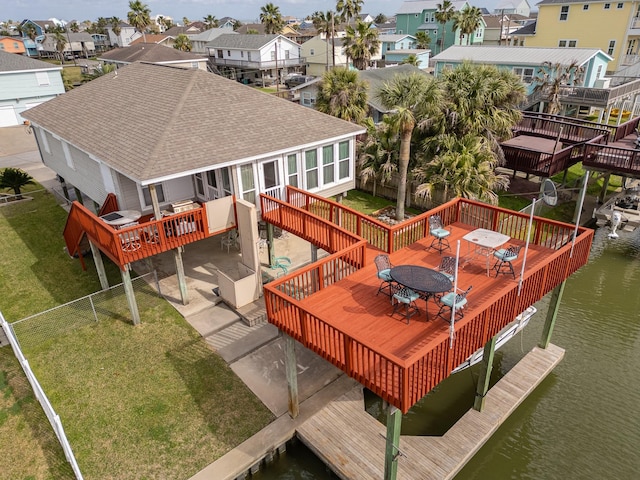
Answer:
[
  {"xmin": 287, "ymin": 154, "xmax": 298, "ymax": 187},
  {"xmin": 285, "ymin": 49, "xmax": 290, "ymax": 59},
  {"xmin": 217, "ymin": 49, "xmax": 223, "ymax": 57},
  {"xmin": 608, "ymin": 40, "xmax": 616, "ymax": 55},
  {"xmin": 62, "ymin": 142, "xmax": 74, "ymax": 169},
  {"xmin": 513, "ymin": 67, "xmax": 534, "ymax": 84},
  {"xmin": 560, "ymin": 5, "xmax": 569, "ymax": 20},
  {"xmin": 301, "ymin": 92, "xmax": 316, "ymax": 107},
  {"xmin": 142, "ymin": 184, "xmax": 165, "ymax": 207},
  {"xmin": 310, "ymin": 48, "xmax": 315, "ymax": 55},
  {"xmin": 596, "ymin": 65, "xmax": 603, "ymax": 78},
  {"xmin": 583, "ymin": 4, "xmax": 589, "ymax": 10},
  {"xmin": 35, "ymin": 72, "xmax": 50, "ymax": 85},
  {"xmin": 323, "ymin": 145, "xmax": 335, "ymax": 184},
  {"xmin": 617, "ymin": 2, "xmax": 624, "ymax": 8},
  {"xmin": 247, "ymin": 51, "xmax": 252, "ymax": 61},
  {"xmin": 604, "ymin": 3, "xmax": 611, "ymax": 9},
  {"xmin": 240, "ymin": 51, "xmax": 244, "ymax": 57},
  {"xmin": 190, "ymin": 62, "xmax": 198, "ymax": 69},
  {"xmin": 558, "ymin": 39, "xmax": 577, "ymax": 47},
  {"xmin": 338, "ymin": 141, "xmax": 350, "ymax": 180},
  {"xmin": 40, "ymin": 130, "xmax": 50, "ymax": 154},
  {"xmin": 194, "ymin": 172, "xmax": 205, "ymax": 196},
  {"xmin": 227, "ymin": 50, "xmax": 231, "ymax": 56},
  {"xmin": 239, "ymin": 164, "xmax": 256, "ymax": 204},
  {"xmin": 0, "ymin": 44, "xmax": 4, "ymax": 50},
  {"xmin": 271, "ymin": 50, "xmax": 275, "ymax": 60},
  {"xmin": 305, "ymin": 149, "xmax": 318, "ymax": 190}
]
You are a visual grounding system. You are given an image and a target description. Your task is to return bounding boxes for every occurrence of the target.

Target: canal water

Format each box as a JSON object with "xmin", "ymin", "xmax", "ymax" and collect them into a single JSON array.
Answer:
[{"xmin": 256, "ymin": 226, "xmax": 640, "ymax": 479}]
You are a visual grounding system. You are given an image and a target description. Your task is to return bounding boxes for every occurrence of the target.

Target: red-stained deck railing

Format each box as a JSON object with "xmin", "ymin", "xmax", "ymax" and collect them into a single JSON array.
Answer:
[
  {"xmin": 261, "ymin": 193, "xmax": 593, "ymax": 413},
  {"xmin": 63, "ymin": 200, "xmax": 211, "ymax": 270}
]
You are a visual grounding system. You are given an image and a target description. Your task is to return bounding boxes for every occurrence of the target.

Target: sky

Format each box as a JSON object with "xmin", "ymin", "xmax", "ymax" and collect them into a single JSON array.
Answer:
[{"xmin": 3, "ymin": 0, "xmax": 502, "ymax": 25}]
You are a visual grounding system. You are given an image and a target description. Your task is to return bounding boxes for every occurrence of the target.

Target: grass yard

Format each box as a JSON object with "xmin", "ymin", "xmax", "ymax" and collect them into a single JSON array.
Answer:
[
  {"xmin": 0, "ymin": 185, "xmax": 273, "ymax": 479},
  {"xmin": 340, "ymin": 189, "xmax": 422, "ymax": 216}
]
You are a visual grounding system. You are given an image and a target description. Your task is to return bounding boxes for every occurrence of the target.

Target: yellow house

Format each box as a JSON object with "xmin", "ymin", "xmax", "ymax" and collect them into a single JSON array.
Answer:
[{"xmin": 523, "ymin": 0, "xmax": 640, "ymax": 73}]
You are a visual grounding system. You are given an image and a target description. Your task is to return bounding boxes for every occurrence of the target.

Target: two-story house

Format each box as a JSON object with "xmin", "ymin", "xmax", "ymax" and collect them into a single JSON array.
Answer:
[
  {"xmin": 207, "ymin": 34, "xmax": 304, "ymax": 85},
  {"xmin": 301, "ymin": 36, "xmax": 349, "ymax": 76},
  {"xmin": 190, "ymin": 28, "xmax": 236, "ymax": 54},
  {"xmin": 395, "ymin": 0, "xmax": 483, "ymax": 54},
  {"xmin": 0, "ymin": 51, "xmax": 64, "ymax": 127},
  {"xmin": 107, "ymin": 22, "xmax": 140, "ymax": 47},
  {"xmin": 39, "ymin": 32, "xmax": 96, "ymax": 60},
  {"xmin": 521, "ymin": 0, "xmax": 640, "ymax": 73},
  {"xmin": 0, "ymin": 36, "xmax": 26, "ymax": 54},
  {"xmin": 98, "ymin": 43, "xmax": 208, "ymax": 70}
]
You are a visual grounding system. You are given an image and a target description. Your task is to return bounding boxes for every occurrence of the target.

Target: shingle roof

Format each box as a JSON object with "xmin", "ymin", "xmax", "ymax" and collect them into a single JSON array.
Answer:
[
  {"xmin": 22, "ymin": 62, "xmax": 364, "ymax": 183},
  {"xmin": 190, "ymin": 28, "xmax": 236, "ymax": 42},
  {"xmin": 0, "ymin": 50, "xmax": 62, "ymax": 72},
  {"xmin": 207, "ymin": 33, "xmax": 278, "ymax": 49},
  {"xmin": 396, "ymin": 0, "xmax": 468, "ymax": 14},
  {"xmin": 379, "ymin": 34, "xmax": 416, "ymax": 42},
  {"xmin": 97, "ymin": 43, "xmax": 206, "ymax": 64},
  {"xmin": 359, "ymin": 64, "xmax": 430, "ymax": 112},
  {"xmin": 432, "ymin": 45, "xmax": 611, "ymax": 66},
  {"xmin": 512, "ymin": 20, "xmax": 537, "ymax": 35}
]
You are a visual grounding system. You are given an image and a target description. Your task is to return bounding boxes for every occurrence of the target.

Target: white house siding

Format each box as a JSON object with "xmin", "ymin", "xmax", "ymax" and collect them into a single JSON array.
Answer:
[{"xmin": 0, "ymin": 70, "xmax": 64, "ymax": 126}]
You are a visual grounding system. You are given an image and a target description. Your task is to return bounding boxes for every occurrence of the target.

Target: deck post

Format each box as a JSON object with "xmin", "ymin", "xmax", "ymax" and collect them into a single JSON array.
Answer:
[
  {"xmin": 599, "ymin": 173, "xmax": 611, "ymax": 204},
  {"xmin": 384, "ymin": 406, "xmax": 402, "ymax": 480},
  {"xmin": 121, "ymin": 265, "xmax": 140, "ymax": 326},
  {"xmin": 148, "ymin": 184, "xmax": 163, "ymax": 221},
  {"xmin": 174, "ymin": 247, "xmax": 189, "ymax": 305},
  {"xmin": 473, "ymin": 335, "xmax": 497, "ymax": 412},
  {"xmin": 540, "ymin": 280, "xmax": 566, "ymax": 349},
  {"xmin": 73, "ymin": 187, "xmax": 84, "ymax": 205},
  {"xmin": 89, "ymin": 240, "xmax": 109, "ymax": 290},
  {"xmin": 267, "ymin": 223, "xmax": 275, "ymax": 267},
  {"xmin": 284, "ymin": 334, "xmax": 299, "ymax": 418},
  {"xmin": 311, "ymin": 244, "xmax": 318, "ymax": 262},
  {"xmin": 572, "ymin": 171, "xmax": 589, "ymax": 224}
]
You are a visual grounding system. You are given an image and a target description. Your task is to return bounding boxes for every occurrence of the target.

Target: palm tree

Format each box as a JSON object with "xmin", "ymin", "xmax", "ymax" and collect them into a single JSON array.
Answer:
[
  {"xmin": 69, "ymin": 21, "xmax": 79, "ymax": 33},
  {"xmin": 358, "ymin": 116, "xmax": 399, "ymax": 197},
  {"xmin": 182, "ymin": 17, "xmax": 190, "ymax": 26},
  {"xmin": 110, "ymin": 17, "xmax": 122, "ymax": 43},
  {"xmin": 533, "ymin": 60, "xmax": 585, "ymax": 115},
  {"xmin": 0, "ymin": 168, "xmax": 35, "ymax": 199},
  {"xmin": 454, "ymin": 6, "xmax": 483, "ymax": 45},
  {"xmin": 174, "ymin": 33, "xmax": 192, "ymax": 51},
  {"xmin": 377, "ymin": 73, "xmax": 442, "ymax": 220},
  {"xmin": 23, "ymin": 23, "xmax": 37, "ymax": 56},
  {"xmin": 53, "ymin": 31, "xmax": 67, "ymax": 63},
  {"xmin": 414, "ymin": 31, "xmax": 431, "ymax": 49},
  {"xmin": 414, "ymin": 133, "xmax": 509, "ymax": 204},
  {"xmin": 374, "ymin": 13, "xmax": 387, "ymax": 24},
  {"xmin": 401, "ymin": 54, "xmax": 421, "ymax": 67},
  {"xmin": 343, "ymin": 19, "xmax": 380, "ymax": 70},
  {"xmin": 232, "ymin": 20, "xmax": 243, "ymax": 30},
  {"xmin": 435, "ymin": 0, "xmax": 455, "ymax": 53},
  {"xmin": 311, "ymin": 10, "xmax": 337, "ymax": 69},
  {"xmin": 315, "ymin": 68, "xmax": 369, "ymax": 124},
  {"xmin": 260, "ymin": 3, "xmax": 284, "ymax": 34},
  {"xmin": 336, "ymin": 0, "xmax": 364, "ymax": 24},
  {"xmin": 127, "ymin": 0, "xmax": 151, "ymax": 42},
  {"xmin": 82, "ymin": 63, "xmax": 116, "ymax": 82},
  {"xmin": 203, "ymin": 15, "xmax": 218, "ymax": 30}
]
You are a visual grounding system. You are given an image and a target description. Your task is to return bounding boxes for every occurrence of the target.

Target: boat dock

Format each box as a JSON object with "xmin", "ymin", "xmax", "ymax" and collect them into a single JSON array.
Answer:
[{"xmin": 298, "ymin": 343, "xmax": 565, "ymax": 479}]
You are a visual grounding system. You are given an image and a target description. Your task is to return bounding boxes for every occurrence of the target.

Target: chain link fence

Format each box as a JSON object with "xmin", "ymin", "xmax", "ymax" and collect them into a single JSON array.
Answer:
[{"xmin": 9, "ymin": 272, "xmax": 161, "ymax": 351}]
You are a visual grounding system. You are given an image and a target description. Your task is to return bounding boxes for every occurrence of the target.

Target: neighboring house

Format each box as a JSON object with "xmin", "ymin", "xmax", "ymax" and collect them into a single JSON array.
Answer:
[
  {"xmin": 19, "ymin": 19, "xmax": 48, "ymax": 56},
  {"xmin": 395, "ymin": 0, "xmax": 484, "ymax": 53},
  {"xmin": 0, "ymin": 36, "xmax": 26, "ymax": 54},
  {"xmin": 493, "ymin": 0, "xmax": 532, "ymax": 16},
  {"xmin": 107, "ymin": 22, "xmax": 140, "ymax": 47},
  {"xmin": 0, "ymin": 50, "xmax": 64, "ymax": 127},
  {"xmin": 91, "ymin": 33, "xmax": 110, "ymax": 52},
  {"xmin": 129, "ymin": 34, "xmax": 175, "ymax": 47},
  {"xmin": 218, "ymin": 17, "xmax": 237, "ymax": 30},
  {"xmin": 98, "ymin": 43, "xmax": 208, "ymax": 70},
  {"xmin": 302, "ymin": 36, "xmax": 350, "ymax": 76},
  {"xmin": 39, "ymin": 32, "xmax": 96, "ymax": 59},
  {"xmin": 190, "ymin": 28, "xmax": 237, "ymax": 54},
  {"xmin": 207, "ymin": 34, "xmax": 304, "ymax": 84},
  {"xmin": 482, "ymin": 14, "xmax": 533, "ymax": 45},
  {"xmin": 164, "ymin": 24, "xmax": 203, "ymax": 36},
  {"xmin": 377, "ymin": 22, "xmax": 398, "ymax": 34},
  {"xmin": 296, "ymin": 64, "xmax": 429, "ymax": 123},
  {"xmin": 379, "ymin": 34, "xmax": 417, "ymax": 53},
  {"xmin": 234, "ymin": 23, "xmax": 302, "ymax": 44},
  {"xmin": 384, "ymin": 49, "xmax": 430, "ymax": 68},
  {"xmin": 521, "ymin": 0, "xmax": 640, "ymax": 73}
]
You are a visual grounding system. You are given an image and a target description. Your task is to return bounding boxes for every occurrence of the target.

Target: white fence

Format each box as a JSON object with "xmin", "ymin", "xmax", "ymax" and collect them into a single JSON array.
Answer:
[{"xmin": 1, "ymin": 311, "xmax": 83, "ymax": 480}]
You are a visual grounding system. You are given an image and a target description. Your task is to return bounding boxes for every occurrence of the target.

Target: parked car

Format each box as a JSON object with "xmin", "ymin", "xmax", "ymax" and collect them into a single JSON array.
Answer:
[{"xmin": 285, "ymin": 75, "xmax": 313, "ymax": 89}]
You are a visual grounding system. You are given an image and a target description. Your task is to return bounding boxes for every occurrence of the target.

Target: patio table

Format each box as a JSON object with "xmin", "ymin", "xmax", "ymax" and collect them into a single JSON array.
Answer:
[
  {"xmin": 462, "ymin": 228, "xmax": 510, "ymax": 276},
  {"xmin": 100, "ymin": 210, "xmax": 141, "ymax": 227},
  {"xmin": 389, "ymin": 265, "xmax": 452, "ymax": 320}
]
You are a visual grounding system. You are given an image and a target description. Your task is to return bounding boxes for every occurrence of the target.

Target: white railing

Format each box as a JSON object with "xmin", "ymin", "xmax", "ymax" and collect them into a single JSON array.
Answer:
[
  {"xmin": 263, "ymin": 185, "xmax": 283, "ymax": 201},
  {"xmin": 1, "ymin": 311, "xmax": 84, "ymax": 480}
]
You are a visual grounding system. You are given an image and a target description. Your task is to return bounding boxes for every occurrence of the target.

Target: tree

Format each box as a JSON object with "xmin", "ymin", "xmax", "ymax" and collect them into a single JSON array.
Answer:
[
  {"xmin": 204, "ymin": 15, "xmax": 218, "ymax": 30},
  {"xmin": 435, "ymin": 0, "xmax": 455, "ymax": 53},
  {"xmin": 246, "ymin": 28, "xmax": 260, "ymax": 34},
  {"xmin": 233, "ymin": 20, "xmax": 243, "ymax": 30},
  {"xmin": 377, "ymin": 73, "xmax": 442, "ymax": 220},
  {"xmin": 260, "ymin": 3, "xmax": 284, "ymax": 34},
  {"xmin": 174, "ymin": 33, "xmax": 192, "ymax": 51},
  {"xmin": 336, "ymin": 0, "xmax": 364, "ymax": 24},
  {"xmin": 401, "ymin": 54, "xmax": 421, "ymax": 67},
  {"xmin": 182, "ymin": 17, "xmax": 190, "ymax": 26},
  {"xmin": 69, "ymin": 21, "xmax": 79, "ymax": 33},
  {"xmin": 315, "ymin": 68, "xmax": 369, "ymax": 124},
  {"xmin": 374, "ymin": 13, "xmax": 387, "ymax": 24},
  {"xmin": 82, "ymin": 63, "xmax": 116, "ymax": 82},
  {"xmin": 111, "ymin": 17, "xmax": 122, "ymax": 39},
  {"xmin": 358, "ymin": 116, "xmax": 399, "ymax": 197},
  {"xmin": 453, "ymin": 6, "xmax": 483, "ymax": 45},
  {"xmin": 533, "ymin": 60, "xmax": 585, "ymax": 115},
  {"xmin": 127, "ymin": 0, "xmax": 151, "ymax": 42},
  {"xmin": 0, "ymin": 168, "xmax": 35, "ymax": 199},
  {"xmin": 414, "ymin": 31, "xmax": 431, "ymax": 49},
  {"xmin": 23, "ymin": 23, "xmax": 38, "ymax": 56},
  {"xmin": 311, "ymin": 10, "xmax": 337, "ymax": 69},
  {"xmin": 53, "ymin": 32, "xmax": 67, "ymax": 63},
  {"xmin": 342, "ymin": 19, "xmax": 380, "ymax": 70}
]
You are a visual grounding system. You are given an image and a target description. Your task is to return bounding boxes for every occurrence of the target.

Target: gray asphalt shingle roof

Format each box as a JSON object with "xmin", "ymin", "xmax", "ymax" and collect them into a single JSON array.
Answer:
[
  {"xmin": 207, "ymin": 33, "xmax": 278, "ymax": 49},
  {"xmin": 97, "ymin": 43, "xmax": 206, "ymax": 63},
  {"xmin": 359, "ymin": 64, "xmax": 430, "ymax": 112},
  {"xmin": 22, "ymin": 62, "xmax": 364, "ymax": 183},
  {"xmin": 0, "ymin": 50, "xmax": 62, "ymax": 72},
  {"xmin": 432, "ymin": 45, "xmax": 611, "ymax": 66}
]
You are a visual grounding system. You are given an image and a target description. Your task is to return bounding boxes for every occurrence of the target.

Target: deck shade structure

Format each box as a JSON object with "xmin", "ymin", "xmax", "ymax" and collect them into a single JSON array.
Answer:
[{"xmin": 260, "ymin": 187, "xmax": 593, "ymax": 413}]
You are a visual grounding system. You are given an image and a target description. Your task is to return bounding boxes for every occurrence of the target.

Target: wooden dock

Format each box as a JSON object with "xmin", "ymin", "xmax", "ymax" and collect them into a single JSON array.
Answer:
[{"xmin": 297, "ymin": 343, "xmax": 565, "ymax": 479}]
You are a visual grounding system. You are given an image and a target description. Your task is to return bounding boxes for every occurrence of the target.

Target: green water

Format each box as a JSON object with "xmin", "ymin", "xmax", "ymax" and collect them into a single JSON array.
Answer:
[{"xmin": 259, "ymin": 227, "xmax": 640, "ymax": 479}]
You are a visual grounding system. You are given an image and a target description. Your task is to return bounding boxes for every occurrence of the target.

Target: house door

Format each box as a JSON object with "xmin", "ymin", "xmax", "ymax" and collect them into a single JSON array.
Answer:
[
  {"xmin": 259, "ymin": 159, "xmax": 283, "ymax": 200},
  {"xmin": 194, "ymin": 168, "xmax": 233, "ymax": 201}
]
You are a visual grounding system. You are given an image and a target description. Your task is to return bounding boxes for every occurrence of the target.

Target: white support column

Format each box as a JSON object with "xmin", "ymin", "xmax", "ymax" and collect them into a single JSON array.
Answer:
[
  {"xmin": 121, "ymin": 265, "xmax": 140, "ymax": 325},
  {"xmin": 148, "ymin": 184, "xmax": 162, "ymax": 221},
  {"xmin": 89, "ymin": 240, "xmax": 109, "ymax": 290},
  {"xmin": 174, "ymin": 247, "xmax": 189, "ymax": 305}
]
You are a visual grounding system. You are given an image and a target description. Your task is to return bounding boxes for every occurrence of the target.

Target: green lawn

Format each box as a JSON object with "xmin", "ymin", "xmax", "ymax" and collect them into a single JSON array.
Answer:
[
  {"xmin": 0, "ymin": 185, "xmax": 273, "ymax": 479},
  {"xmin": 340, "ymin": 190, "xmax": 422, "ymax": 216}
]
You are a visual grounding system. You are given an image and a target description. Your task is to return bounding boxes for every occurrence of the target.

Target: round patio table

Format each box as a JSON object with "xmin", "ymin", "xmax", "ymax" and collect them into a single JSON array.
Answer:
[{"xmin": 389, "ymin": 265, "xmax": 453, "ymax": 319}]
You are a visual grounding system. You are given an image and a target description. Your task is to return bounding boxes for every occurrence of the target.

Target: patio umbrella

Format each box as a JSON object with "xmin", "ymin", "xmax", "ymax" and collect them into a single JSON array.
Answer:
[
  {"xmin": 450, "ymin": 240, "xmax": 460, "ymax": 348},
  {"xmin": 518, "ymin": 198, "xmax": 535, "ymax": 296}
]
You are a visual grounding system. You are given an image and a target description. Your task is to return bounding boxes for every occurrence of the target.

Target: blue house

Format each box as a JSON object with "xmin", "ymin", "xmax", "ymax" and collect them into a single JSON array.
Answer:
[
  {"xmin": 19, "ymin": 19, "xmax": 52, "ymax": 57},
  {"xmin": 385, "ymin": 49, "xmax": 431, "ymax": 69},
  {"xmin": 379, "ymin": 34, "xmax": 417, "ymax": 53},
  {"xmin": 0, "ymin": 51, "xmax": 64, "ymax": 127}
]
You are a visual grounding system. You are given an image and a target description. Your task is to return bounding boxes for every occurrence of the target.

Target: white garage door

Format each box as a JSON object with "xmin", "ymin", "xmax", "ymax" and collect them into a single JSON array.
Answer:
[{"xmin": 0, "ymin": 105, "xmax": 19, "ymax": 127}]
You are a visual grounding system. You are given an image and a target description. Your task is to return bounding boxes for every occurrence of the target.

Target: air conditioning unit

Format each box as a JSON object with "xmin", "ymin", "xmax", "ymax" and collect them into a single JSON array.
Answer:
[{"xmin": 594, "ymin": 78, "xmax": 611, "ymax": 89}]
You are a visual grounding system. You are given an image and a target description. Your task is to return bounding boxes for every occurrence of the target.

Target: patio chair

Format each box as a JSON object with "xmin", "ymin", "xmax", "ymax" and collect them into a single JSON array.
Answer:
[
  {"xmin": 374, "ymin": 254, "xmax": 394, "ymax": 298},
  {"xmin": 492, "ymin": 245, "xmax": 522, "ymax": 279},
  {"xmin": 428, "ymin": 215, "xmax": 451, "ymax": 254},
  {"xmin": 392, "ymin": 284, "xmax": 420, "ymax": 324},
  {"xmin": 436, "ymin": 256, "xmax": 457, "ymax": 283},
  {"xmin": 436, "ymin": 285, "xmax": 472, "ymax": 322},
  {"xmin": 221, "ymin": 229, "xmax": 240, "ymax": 253},
  {"xmin": 119, "ymin": 222, "xmax": 141, "ymax": 252}
]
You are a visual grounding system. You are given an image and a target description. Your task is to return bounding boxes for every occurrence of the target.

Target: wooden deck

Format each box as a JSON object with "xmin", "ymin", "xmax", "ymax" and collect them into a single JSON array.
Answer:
[{"xmin": 297, "ymin": 344, "xmax": 565, "ymax": 480}]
